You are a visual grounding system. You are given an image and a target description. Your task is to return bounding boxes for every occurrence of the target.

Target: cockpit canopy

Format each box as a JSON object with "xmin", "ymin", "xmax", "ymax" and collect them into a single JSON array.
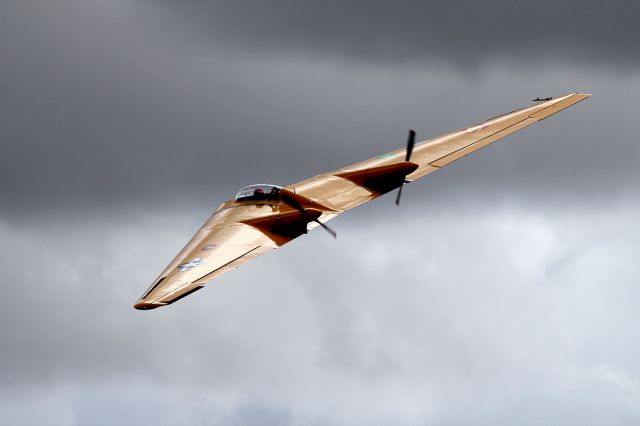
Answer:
[{"xmin": 235, "ymin": 184, "xmax": 283, "ymax": 202}]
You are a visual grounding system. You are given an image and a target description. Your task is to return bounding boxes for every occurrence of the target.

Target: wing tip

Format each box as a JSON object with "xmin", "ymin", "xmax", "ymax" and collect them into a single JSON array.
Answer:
[
  {"xmin": 555, "ymin": 92, "xmax": 591, "ymax": 100},
  {"xmin": 133, "ymin": 301, "xmax": 166, "ymax": 310}
]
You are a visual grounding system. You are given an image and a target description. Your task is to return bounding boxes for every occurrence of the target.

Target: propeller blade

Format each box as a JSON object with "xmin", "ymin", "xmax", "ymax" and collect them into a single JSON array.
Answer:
[
  {"xmin": 405, "ymin": 129, "xmax": 416, "ymax": 161},
  {"xmin": 396, "ymin": 129, "xmax": 416, "ymax": 206},
  {"xmin": 282, "ymin": 191, "xmax": 336, "ymax": 238},
  {"xmin": 395, "ymin": 185, "xmax": 404, "ymax": 206},
  {"xmin": 314, "ymin": 219, "xmax": 337, "ymax": 238}
]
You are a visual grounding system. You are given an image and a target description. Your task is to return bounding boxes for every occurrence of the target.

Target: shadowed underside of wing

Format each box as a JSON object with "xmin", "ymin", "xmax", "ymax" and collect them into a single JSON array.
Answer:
[{"xmin": 134, "ymin": 93, "xmax": 590, "ymax": 309}]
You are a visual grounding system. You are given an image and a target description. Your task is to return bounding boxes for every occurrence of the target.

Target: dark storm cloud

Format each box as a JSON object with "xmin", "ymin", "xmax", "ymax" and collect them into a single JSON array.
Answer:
[
  {"xmin": 1, "ymin": 0, "xmax": 639, "ymax": 223},
  {"xmin": 150, "ymin": 0, "xmax": 640, "ymax": 68}
]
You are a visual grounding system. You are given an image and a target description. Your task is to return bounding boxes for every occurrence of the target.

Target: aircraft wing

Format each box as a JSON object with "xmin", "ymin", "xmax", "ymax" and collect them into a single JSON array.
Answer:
[
  {"xmin": 290, "ymin": 93, "xmax": 591, "ymax": 214},
  {"xmin": 134, "ymin": 93, "xmax": 590, "ymax": 309},
  {"xmin": 135, "ymin": 214, "xmax": 278, "ymax": 309}
]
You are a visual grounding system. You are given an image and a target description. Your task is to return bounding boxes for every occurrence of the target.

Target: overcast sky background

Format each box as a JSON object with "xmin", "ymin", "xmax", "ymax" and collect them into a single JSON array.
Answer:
[{"xmin": 1, "ymin": 1, "xmax": 639, "ymax": 425}]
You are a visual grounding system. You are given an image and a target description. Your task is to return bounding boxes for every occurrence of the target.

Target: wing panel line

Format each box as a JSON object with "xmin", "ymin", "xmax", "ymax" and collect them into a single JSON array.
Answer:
[
  {"xmin": 191, "ymin": 245, "xmax": 262, "ymax": 284},
  {"xmin": 428, "ymin": 117, "xmax": 537, "ymax": 166}
]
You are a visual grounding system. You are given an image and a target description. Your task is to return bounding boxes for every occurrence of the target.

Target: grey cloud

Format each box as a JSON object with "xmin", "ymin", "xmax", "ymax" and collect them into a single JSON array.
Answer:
[
  {"xmin": 148, "ymin": 0, "xmax": 640, "ymax": 68},
  {"xmin": 2, "ymin": 202, "xmax": 640, "ymax": 424},
  {"xmin": 2, "ymin": 2, "xmax": 640, "ymax": 424},
  {"xmin": 1, "ymin": 0, "xmax": 639, "ymax": 224}
]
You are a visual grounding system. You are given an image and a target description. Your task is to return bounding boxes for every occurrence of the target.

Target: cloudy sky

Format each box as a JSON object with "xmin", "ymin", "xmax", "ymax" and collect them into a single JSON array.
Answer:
[{"xmin": 1, "ymin": 0, "xmax": 639, "ymax": 424}]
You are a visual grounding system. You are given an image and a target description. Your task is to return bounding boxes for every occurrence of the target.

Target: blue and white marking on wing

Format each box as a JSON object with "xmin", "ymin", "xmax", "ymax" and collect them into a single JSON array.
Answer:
[{"xmin": 178, "ymin": 257, "xmax": 204, "ymax": 272}]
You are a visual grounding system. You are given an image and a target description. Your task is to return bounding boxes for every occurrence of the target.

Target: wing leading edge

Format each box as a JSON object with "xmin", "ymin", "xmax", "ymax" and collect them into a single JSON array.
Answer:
[
  {"xmin": 289, "ymin": 93, "xmax": 591, "ymax": 214},
  {"xmin": 134, "ymin": 93, "xmax": 590, "ymax": 309}
]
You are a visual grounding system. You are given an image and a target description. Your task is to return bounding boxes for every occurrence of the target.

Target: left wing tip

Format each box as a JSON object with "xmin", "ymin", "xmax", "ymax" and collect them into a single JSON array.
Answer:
[{"xmin": 134, "ymin": 301, "xmax": 166, "ymax": 310}]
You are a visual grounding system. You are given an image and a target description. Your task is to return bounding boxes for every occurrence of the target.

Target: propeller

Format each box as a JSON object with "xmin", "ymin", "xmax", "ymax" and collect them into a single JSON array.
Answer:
[
  {"xmin": 282, "ymin": 191, "xmax": 337, "ymax": 238},
  {"xmin": 395, "ymin": 129, "xmax": 416, "ymax": 206},
  {"xmin": 314, "ymin": 219, "xmax": 337, "ymax": 238}
]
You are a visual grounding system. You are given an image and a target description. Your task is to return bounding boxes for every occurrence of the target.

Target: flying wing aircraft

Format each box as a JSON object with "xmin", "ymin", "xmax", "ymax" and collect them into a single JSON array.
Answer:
[{"xmin": 134, "ymin": 93, "xmax": 590, "ymax": 310}]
